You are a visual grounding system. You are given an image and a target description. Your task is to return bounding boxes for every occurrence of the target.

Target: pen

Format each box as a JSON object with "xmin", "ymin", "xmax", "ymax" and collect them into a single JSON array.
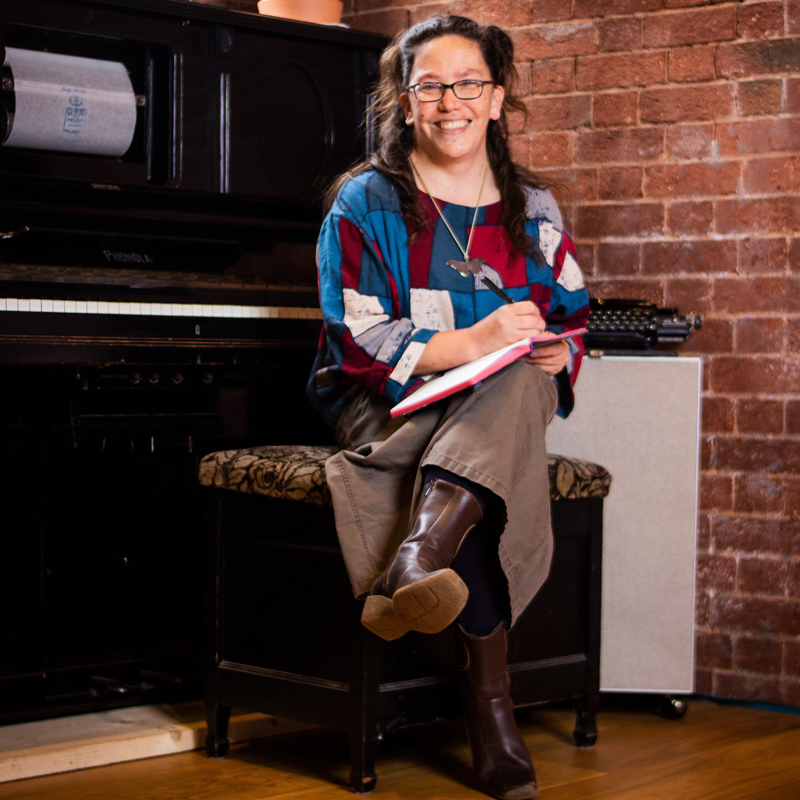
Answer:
[{"xmin": 481, "ymin": 276, "xmax": 514, "ymax": 305}]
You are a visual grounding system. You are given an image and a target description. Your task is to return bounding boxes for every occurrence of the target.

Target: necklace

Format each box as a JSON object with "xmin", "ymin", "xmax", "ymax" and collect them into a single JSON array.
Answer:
[{"xmin": 409, "ymin": 158, "xmax": 487, "ymax": 278}]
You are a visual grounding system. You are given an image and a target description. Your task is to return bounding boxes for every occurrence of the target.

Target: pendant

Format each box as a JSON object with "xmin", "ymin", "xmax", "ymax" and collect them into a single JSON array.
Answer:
[{"xmin": 446, "ymin": 257, "xmax": 485, "ymax": 277}]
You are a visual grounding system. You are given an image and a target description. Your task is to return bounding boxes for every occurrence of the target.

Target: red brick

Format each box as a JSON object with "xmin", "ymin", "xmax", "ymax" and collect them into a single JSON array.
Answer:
[
  {"xmin": 701, "ymin": 436, "xmax": 713, "ymax": 471},
  {"xmin": 788, "ymin": 78, "xmax": 800, "ymax": 113},
  {"xmin": 714, "ymin": 670, "xmax": 783, "ymax": 703},
  {"xmin": 530, "ymin": 59, "xmax": 575, "ymax": 95},
  {"xmin": 511, "ymin": 22, "xmax": 598, "ymax": 62},
  {"xmin": 510, "ymin": 134, "xmax": 531, "ymax": 168},
  {"xmin": 598, "ymin": 167, "xmax": 643, "ymax": 200},
  {"xmin": 715, "ymin": 198, "xmax": 800, "ymax": 235},
  {"xmin": 743, "ymin": 157, "xmax": 795, "ymax": 194},
  {"xmin": 574, "ymin": 203, "xmax": 664, "ymax": 238},
  {"xmin": 641, "ymin": 85, "xmax": 733, "ymax": 123},
  {"xmin": 573, "ymin": 241, "xmax": 595, "ymax": 275},
  {"xmin": 711, "ymin": 594, "xmax": 800, "ymax": 636},
  {"xmin": 789, "ymin": 561, "xmax": 800, "ymax": 597},
  {"xmin": 735, "ymin": 473, "xmax": 785, "ymax": 514},
  {"xmin": 697, "ymin": 512, "xmax": 711, "ymax": 550},
  {"xmin": 531, "ymin": 0, "xmax": 573, "ymax": 23},
  {"xmin": 666, "ymin": 0, "xmax": 734, "ymax": 7},
  {"xmin": 593, "ymin": 92, "xmax": 639, "ymax": 128},
  {"xmin": 667, "ymin": 123, "xmax": 714, "ymax": 161},
  {"xmin": 670, "ymin": 318, "xmax": 733, "ymax": 353},
  {"xmin": 643, "ymin": 6, "xmax": 737, "ymax": 48},
  {"xmin": 529, "ymin": 132, "xmax": 574, "ymax": 168},
  {"xmin": 407, "ymin": 3, "xmax": 448, "ymax": 25},
  {"xmin": 595, "ymin": 242, "xmax": 641, "ymax": 276},
  {"xmin": 668, "ymin": 201, "xmax": 713, "ymax": 235},
  {"xmin": 446, "ymin": 0, "xmax": 532, "ymax": 26},
  {"xmin": 791, "ymin": 240, "xmax": 800, "ymax": 273},
  {"xmin": 347, "ymin": 8, "xmax": 407, "ymax": 35},
  {"xmin": 737, "ymin": 2, "xmax": 786, "ymax": 40},
  {"xmin": 739, "ymin": 237, "xmax": 789, "ymax": 274},
  {"xmin": 738, "ymin": 79, "xmax": 783, "ymax": 116},
  {"xmin": 696, "ymin": 630, "xmax": 733, "ymax": 670},
  {"xmin": 584, "ymin": 278, "xmax": 664, "ymax": 305},
  {"xmin": 735, "ymin": 316, "xmax": 784, "ymax": 353},
  {"xmin": 737, "ymin": 398, "xmax": 784, "ymax": 434},
  {"xmin": 574, "ymin": 0, "xmax": 662, "ymax": 17},
  {"xmin": 646, "ymin": 162, "xmax": 740, "ymax": 197},
  {"xmin": 738, "ymin": 557, "xmax": 788, "ymax": 596},
  {"xmin": 696, "ymin": 589, "xmax": 711, "ymax": 627},
  {"xmin": 714, "ymin": 434, "xmax": 800, "ymax": 473},
  {"xmin": 354, "ymin": 0, "xmax": 407, "ymax": 9},
  {"xmin": 717, "ymin": 119, "xmax": 800, "ymax": 156},
  {"xmin": 669, "ymin": 45, "xmax": 717, "ymax": 83},
  {"xmin": 782, "ymin": 676, "xmax": 800, "ymax": 706},
  {"xmin": 514, "ymin": 63, "xmax": 532, "ymax": 99},
  {"xmin": 713, "ymin": 514, "xmax": 800, "ymax": 556},
  {"xmin": 523, "ymin": 95, "xmax": 591, "ymax": 131},
  {"xmin": 576, "ymin": 128, "xmax": 664, "ymax": 164},
  {"xmin": 642, "ymin": 240, "xmax": 737, "ymax": 275},
  {"xmin": 717, "ymin": 39, "xmax": 800, "ymax": 78},
  {"xmin": 576, "ymin": 52, "xmax": 666, "ymax": 91},
  {"xmin": 734, "ymin": 635, "xmax": 784, "ymax": 674},
  {"xmin": 788, "ymin": 480, "xmax": 800, "ymax": 522},
  {"xmin": 710, "ymin": 355, "xmax": 800, "ymax": 394},
  {"xmin": 542, "ymin": 168, "xmax": 599, "ymax": 203},
  {"xmin": 703, "ymin": 396, "xmax": 734, "ymax": 433},
  {"xmin": 665, "ymin": 276, "xmax": 714, "ymax": 316},
  {"xmin": 700, "ymin": 474, "xmax": 734, "ymax": 512},
  {"xmin": 791, "ymin": 0, "xmax": 800, "ymax": 34},
  {"xmin": 694, "ymin": 668, "xmax": 713, "ymax": 694},
  {"xmin": 787, "ymin": 638, "xmax": 800, "ymax": 676},
  {"xmin": 598, "ymin": 17, "xmax": 642, "ymax": 53}
]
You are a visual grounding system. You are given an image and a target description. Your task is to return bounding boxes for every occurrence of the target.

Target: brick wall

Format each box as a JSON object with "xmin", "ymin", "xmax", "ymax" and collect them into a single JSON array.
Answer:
[{"xmin": 205, "ymin": 0, "xmax": 800, "ymax": 707}]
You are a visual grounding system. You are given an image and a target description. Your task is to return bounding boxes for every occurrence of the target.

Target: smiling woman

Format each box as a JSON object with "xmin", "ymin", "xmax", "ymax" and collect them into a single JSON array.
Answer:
[{"xmin": 308, "ymin": 15, "xmax": 590, "ymax": 800}]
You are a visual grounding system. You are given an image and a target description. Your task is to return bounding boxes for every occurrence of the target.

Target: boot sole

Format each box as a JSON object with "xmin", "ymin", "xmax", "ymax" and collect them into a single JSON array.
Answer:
[
  {"xmin": 393, "ymin": 569, "xmax": 468, "ymax": 634},
  {"xmin": 361, "ymin": 595, "xmax": 409, "ymax": 641}
]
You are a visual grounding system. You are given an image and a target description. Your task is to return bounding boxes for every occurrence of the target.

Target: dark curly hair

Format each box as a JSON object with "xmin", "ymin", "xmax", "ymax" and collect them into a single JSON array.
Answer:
[{"xmin": 325, "ymin": 15, "xmax": 546, "ymax": 259}]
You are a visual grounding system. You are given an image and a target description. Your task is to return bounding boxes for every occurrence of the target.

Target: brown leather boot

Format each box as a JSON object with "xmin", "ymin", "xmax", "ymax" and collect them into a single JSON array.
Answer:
[
  {"xmin": 459, "ymin": 624, "xmax": 538, "ymax": 800},
  {"xmin": 361, "ymin": 480, "xmax": 483, "ymax": 641}
]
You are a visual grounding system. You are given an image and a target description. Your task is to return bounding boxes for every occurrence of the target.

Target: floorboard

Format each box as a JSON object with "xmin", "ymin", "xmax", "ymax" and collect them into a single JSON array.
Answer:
[{"xmin": 2, "ymin": 699, "xmax": 799, "ymax": 799}]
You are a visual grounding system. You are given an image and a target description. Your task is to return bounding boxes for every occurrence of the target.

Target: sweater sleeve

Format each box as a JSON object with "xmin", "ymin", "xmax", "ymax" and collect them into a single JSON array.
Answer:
[{"xmin": 316, "ymin": 197, "xmax": 439, "ymax": 405}]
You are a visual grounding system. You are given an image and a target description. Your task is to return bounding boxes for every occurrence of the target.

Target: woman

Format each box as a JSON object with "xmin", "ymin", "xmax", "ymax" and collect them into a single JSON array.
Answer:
[{"xmin": 307, "ymin": 15, "xmax": 589, "ymax": 800}]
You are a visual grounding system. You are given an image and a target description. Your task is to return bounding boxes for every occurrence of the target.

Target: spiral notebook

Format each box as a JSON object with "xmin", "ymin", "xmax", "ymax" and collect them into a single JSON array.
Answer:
[{"xmin": 390, "ymin": 328, "xmax": 586, "ymax": 418}]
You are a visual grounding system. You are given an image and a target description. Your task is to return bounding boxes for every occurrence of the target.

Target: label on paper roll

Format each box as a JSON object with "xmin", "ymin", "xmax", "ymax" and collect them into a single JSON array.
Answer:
[{"xmin": 3, "ymin": 47, "xmax": 137, "ymax": 157}]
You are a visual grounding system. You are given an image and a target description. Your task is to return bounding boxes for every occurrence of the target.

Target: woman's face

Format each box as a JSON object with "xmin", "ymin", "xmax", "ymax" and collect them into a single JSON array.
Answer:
[{"xmin": 400, "ymin": 35, "xmax": 505, "ymax": 167}]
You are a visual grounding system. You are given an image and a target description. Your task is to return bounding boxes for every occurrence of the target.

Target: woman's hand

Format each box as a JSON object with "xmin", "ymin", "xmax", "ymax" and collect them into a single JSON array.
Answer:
[
  {"xmin": 522, "ymin": 332, "xmax": 570, "ymax": 376},
  {"xmin": 469, "ymin": 301, "xmax": 547, "ymax": 357}
]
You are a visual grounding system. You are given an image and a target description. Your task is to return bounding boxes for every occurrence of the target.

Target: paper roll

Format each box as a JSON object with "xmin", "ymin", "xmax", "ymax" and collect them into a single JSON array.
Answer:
[{"xmin": 2, "ymin": 47, "xmax": 137, "ymax": 157}]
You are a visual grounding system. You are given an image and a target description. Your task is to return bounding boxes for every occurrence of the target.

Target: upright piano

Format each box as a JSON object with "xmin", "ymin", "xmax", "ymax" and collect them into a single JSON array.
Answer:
[{"xmin": 0, "ymin": 0, "xmax": 385, "ymax": 722}]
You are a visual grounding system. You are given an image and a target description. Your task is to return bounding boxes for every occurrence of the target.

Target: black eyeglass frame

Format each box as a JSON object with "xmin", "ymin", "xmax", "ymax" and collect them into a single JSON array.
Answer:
[{"xmin": 405, "ymin": 79, "xmax": 495, "ymax": 102}]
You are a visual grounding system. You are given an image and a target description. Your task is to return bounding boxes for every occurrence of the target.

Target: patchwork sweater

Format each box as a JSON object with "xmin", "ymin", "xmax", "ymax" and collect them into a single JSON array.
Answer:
[{"xmin": 307, "ymin": 170, "xmax": 590, "ymax": 427}]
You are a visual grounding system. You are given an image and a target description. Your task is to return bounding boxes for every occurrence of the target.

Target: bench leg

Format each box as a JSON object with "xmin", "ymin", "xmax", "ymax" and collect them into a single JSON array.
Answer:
[
  {"xmin": 348, "ymin": 729, "xmax": 379, "ymax": 794},
  {"xmin": 205, "ymin": 699, "xmax": 231, "ymax": 758},
  {"xmin": 572, "ymin": 697, "xmax": 598, "ymax": 748}
]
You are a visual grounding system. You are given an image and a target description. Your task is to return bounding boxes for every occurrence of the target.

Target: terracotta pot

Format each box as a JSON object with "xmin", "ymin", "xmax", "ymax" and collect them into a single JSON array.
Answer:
[{"xmin": 256, "ymin": 0, "xmax": 344, "ymax": 25}]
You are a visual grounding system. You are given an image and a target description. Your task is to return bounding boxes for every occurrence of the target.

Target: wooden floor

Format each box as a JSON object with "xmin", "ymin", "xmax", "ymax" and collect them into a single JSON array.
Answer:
[{"xmin": 2, "ymin": 698, "xmax": 800, "ymax": 800}]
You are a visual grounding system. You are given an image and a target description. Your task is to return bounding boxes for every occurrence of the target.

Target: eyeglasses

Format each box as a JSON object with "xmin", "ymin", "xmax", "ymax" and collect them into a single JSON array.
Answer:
[{"xmin": 406, "ymin": 80, "xmax": 494, "ymax": 102}]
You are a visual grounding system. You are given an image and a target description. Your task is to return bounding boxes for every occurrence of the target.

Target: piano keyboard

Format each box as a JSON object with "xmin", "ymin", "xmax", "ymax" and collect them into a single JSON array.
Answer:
[{"xmin": 0, "ymin": 298, "xmax": 323, "ymax": 320}]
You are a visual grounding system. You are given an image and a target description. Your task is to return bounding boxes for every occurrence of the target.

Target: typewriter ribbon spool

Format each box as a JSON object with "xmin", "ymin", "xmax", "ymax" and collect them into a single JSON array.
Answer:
[{"xmin": 1, "ymin": 47, "xmax": 137, "ymax": 157}]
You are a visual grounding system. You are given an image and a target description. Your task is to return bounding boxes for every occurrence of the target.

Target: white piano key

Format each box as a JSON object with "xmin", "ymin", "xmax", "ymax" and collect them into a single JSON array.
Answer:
[
  {"xmin": 222, "ymin": 305, "xmax": 232, "ymax": 318},
  {"xmin": 0, "ymin": 299, "xmax": 6, "ymax": 311},
  {"xmin": 257, "ymin": 307, "xmax": 268, "ymax": 318},
  {"xmin": 76, "ymin": 301, "xmax": 87, "ymax": 314},
  {"xmin": 151, "ymin": 303, "xmax": 163, "ymax": 316},
  {"xmin": 130, "ymin": 302, "xmax": 141, "ymax": 315},
  {"xmin": 53, "ymin": 300, "xmax": 65, "ymax": 313},
  {"xmin": 98, "ymin": 301, "xmax": 109, "ymax": 315},
  {"xmin": 231, "ymin": 306, "xmax": 243, "ymax": 318},
  {"xmin": 42, "ymin": 299, "xmax": 53, "ymax": 313},
  {"xmin": 212, "ymin": 305, "xmax": 224, "ymax": 318},
  {"xmin": 65, "ymin": 300, "xmax": 77, "ymax": 313},
  {"xmin": 7, "ymin": 298, "xmax": 18, "ymax": 311},
  {"xmin": 18, "ymin": 299, "xmax": 30, "ymax": 312},
  {"xmin": 108, "ymin": 302, "xmax": 120, "ymax": 315},
  {"xmin": 119, "ymin": 302, "xmax": 131, "ymax": 315},
  {"xmin": 140, "ymin": 303, "xmax": 152, "ymax": 316},
  {"xmin": 202, "ymin": 305, "xmax": 214, "ymax": 317},
  {"xmin": 192, "ymin": 304, "xmax": 203, "ymax": 317},
  {"xmin": 30, "ymin": 299, "xmax": 42, "ymax": 312},
  {"xmin": 87, "ymin": 301, "xmax": 98, "ymax": 314}
]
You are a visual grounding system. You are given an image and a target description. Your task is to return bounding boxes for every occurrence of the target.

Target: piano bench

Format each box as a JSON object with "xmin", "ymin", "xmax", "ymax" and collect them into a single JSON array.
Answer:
[{"xmin": 199, "ymin": 445, "xmax": 610, "ymax": 795}]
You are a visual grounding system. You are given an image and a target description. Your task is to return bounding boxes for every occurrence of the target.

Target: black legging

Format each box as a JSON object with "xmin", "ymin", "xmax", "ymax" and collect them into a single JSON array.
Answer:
[{"xmin": 422, "ymin": 466, "xmax": 510, "ymax": 637}]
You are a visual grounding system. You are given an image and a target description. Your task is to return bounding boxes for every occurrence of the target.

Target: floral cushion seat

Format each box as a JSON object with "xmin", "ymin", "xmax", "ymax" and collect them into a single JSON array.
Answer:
[{"xmin": 198, "ymin": 445, "xmax": 611, "ymax": 507}]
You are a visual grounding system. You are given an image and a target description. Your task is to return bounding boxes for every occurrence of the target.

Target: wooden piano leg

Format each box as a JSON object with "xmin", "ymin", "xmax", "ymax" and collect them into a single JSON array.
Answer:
[
  {"xmin": 205, "ymin": 699, "xmax": 231, "ymax": 759},
  {"xmin": 573, "ymin": 697, "xmax": 598, "ymax": 748}
]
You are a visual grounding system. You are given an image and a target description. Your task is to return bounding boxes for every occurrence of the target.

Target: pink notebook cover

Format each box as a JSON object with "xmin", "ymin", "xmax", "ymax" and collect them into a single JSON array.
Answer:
[{"xmin": 390, "ymin": 328, "xmax": 587, "ymax": 418}]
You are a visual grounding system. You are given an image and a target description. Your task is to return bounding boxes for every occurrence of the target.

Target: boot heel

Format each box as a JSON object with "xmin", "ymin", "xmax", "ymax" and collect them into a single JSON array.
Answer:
[
  {"xmin": 393, "ymin": 569, "xmax": 469, "ymax": 634},
  {"xmin": 361, "ymin": 594, "xmax": 410, "ymax": 641}
]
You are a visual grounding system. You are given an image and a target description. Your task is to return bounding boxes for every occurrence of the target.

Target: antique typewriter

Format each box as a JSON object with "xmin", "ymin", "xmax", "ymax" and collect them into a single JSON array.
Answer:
[{"xmin": 584, "ymin": 298, "xmax": 702, "ymax": 352}]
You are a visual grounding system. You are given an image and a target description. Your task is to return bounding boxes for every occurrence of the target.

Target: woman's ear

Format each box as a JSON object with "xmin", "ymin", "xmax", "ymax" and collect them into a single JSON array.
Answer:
[
  {"xmin": 489, "ymin": 84, "xmax": 505, "ymax": 121},
  {"xmin": 399, "ymin": 93, "xmax": 414, "ymax": 126}
]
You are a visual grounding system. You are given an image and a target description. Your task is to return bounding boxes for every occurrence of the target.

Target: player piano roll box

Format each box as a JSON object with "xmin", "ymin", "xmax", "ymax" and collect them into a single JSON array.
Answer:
[{"xmin": 1, "ymin": 47, "xmax": 137, "ymax": 157}]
